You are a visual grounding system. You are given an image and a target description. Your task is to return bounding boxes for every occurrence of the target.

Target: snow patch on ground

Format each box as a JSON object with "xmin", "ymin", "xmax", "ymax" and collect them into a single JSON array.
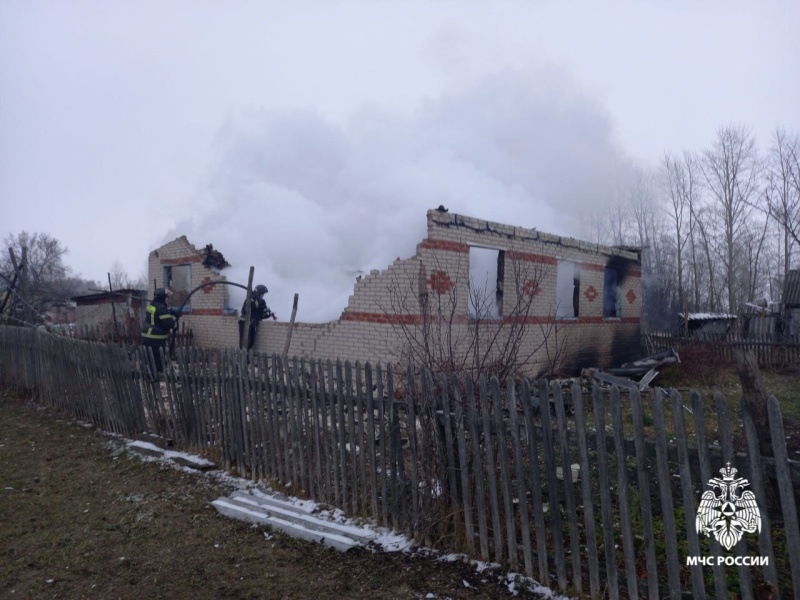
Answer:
[
  {"xmin": 163, "ymin": 449, "xmax": 215, "ymax": 467},
  {"xmin": 101, "ymin": 429, "xmax": 572, "ymax": 599}
]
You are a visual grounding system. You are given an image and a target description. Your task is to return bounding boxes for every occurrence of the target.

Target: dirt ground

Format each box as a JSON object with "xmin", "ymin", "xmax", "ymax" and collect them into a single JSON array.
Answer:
[{"xmin": 0, "ymin": 389, "xmax": 557, "ymax": 600}]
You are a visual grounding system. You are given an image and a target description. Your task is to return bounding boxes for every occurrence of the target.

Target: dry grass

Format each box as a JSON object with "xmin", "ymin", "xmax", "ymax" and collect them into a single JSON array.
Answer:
[
  {"xmin": 0, "ymin": 389, "xmax": 550, "ymax": 600},
  {"xmin": 656, "ymin": 358, "xmax": 800, "ymax": 419},
  {"xmin": 652, "ymin": 359, "xmax": 800, "ymax": 456}
]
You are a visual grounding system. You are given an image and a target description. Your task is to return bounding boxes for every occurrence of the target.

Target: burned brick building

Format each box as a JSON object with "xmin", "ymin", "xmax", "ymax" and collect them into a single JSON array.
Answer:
[{"xmin": 147, "ymin": 210, "xmax": 642, "ymax": 376}]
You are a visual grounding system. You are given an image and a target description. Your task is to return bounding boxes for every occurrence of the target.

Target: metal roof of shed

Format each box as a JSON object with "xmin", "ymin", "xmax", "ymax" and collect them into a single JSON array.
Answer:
[{"xmin": 678, "ymin": 312, "xmax": 737, "ymax": 321}]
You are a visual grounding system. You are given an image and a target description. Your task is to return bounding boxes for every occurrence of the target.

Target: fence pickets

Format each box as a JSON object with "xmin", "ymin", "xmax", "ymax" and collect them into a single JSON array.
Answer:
[
  {"xmin": 1, "ymin": 325, "xmax": 799, "ymax": 600},
  {"xmin": 644, "ymin": 331, "xmax": 800, "ymax": 367}
]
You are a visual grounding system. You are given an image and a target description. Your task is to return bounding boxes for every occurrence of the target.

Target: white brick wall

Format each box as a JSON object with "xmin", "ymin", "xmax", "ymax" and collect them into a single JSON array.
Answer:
[{"xmin": 147, "ymin": 212, "xmax": 641, "ymax": 375}]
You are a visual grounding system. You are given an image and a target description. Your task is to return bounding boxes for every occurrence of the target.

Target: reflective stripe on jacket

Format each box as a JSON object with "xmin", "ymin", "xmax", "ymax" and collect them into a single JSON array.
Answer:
[{"xmin": 141, "ymin": 302, "xmax": 177, "ymax": 340}]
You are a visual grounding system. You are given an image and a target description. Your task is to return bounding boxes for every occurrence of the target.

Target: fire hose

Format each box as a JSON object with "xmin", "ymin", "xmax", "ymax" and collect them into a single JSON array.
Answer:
[{"xmin": 168, "ymin": 280, "xmax": 275, "ymax": 356}]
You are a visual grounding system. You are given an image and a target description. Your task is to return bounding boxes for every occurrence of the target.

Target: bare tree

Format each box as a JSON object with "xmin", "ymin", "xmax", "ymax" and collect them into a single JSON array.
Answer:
[
  {"xmin": 682, "ymin": 153, "xmax": 705, "ymax": 311},
  {"xmin": 107, "ymin": 260, "xmax": 146, "ymax": 290},
  {"xmin": 466, "ymin": 254, "xmax": 572, "ymax": 379},
  {"xmin": 763, "ymin": 127, "xmax": 800, "ymax": 284},
  {"xmin": 580, "ymin": 125, "xmax": 800, "ymax": 328},
  {"xmin": 579, "ymin": 210, "xmax": 609, "ymax": 246},
  {"xmin": 626, "ymin": 165, "xmax": 675, "ymax": 326},
  {"xmin": 699, "ymin": 125, "xmax": 762, "ymax": 313},
  {"xmin": 0, "ymin": 232, "xmax": 91, "ymax": 322},
  {"xmin": 2, "ymin": 232, "xmax": 68, "ymax": 289},
  {"xmin": 108, "ymin": 260, "xmax": 130, "ymax": 290},
  {"xmin": 663, "ymin": 152, "xmax": 692, "ymax": 322},
  {"xmin": 739, "ymin": 216, "xmax": 770, "ymax": 303},
  {"xmin": 588, "ymin": 164, "xmax": 680, "ymax": 329},
  {"xmin": 605, "ymin": 190, "xmax": 631, "ymax": 247},
  {"xmin": 628, "ymin": 167, "xmax": 658, "ymax": 264}
]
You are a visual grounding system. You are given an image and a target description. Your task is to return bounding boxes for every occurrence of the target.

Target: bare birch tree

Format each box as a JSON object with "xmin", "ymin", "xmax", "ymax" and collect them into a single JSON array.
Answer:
[{"xmin": 699, "ymin": 125, "xmax": 762, "ymax": 313}]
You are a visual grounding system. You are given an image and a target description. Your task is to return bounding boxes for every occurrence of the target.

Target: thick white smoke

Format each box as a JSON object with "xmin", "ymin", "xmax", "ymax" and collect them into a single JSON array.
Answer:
[{"xmin": 167, "ymin": 67, "xmax": 629, "ymax": 322}]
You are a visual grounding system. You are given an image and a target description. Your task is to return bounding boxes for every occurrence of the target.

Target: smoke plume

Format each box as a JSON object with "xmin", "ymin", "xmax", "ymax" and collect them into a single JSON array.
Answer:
[{"xmin": 168, "ymin": 67, "xmax": 629, "ymax": 322}]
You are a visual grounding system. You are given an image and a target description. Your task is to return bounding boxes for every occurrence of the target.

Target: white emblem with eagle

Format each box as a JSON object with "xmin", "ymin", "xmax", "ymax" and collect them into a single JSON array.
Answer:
[{"xmin": 696, "ymin": 463, "xmax": 761, "ymax": 550}]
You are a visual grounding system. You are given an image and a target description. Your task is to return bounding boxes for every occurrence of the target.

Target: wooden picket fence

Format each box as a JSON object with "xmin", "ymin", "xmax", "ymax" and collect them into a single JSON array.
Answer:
[
  {"xmin": 55, "ymin": 320, "xmax": 194, "ymax": 349},
  {"xmin": 644, "ymin": 331, "xmax": 800, "ymax": 367},
  {"xmin": 1, "ymin": 324, "xmax": 799, "ymax": 599}
]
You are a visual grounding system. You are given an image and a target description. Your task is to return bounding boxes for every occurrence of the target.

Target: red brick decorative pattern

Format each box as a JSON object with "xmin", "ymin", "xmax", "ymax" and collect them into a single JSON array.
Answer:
[
  {"xmin": 201, "ymin": 276, "xmax": 217, "ymax": 293},
  {"xmin": 428, "ymin": 271, "xmax": 456, "ymax": 295},
  {"xmin": 626, "ymin": 289, "xmax": 637, "ymax": 304},
  {"xmin": 161, "ymin": 256, "xmax": 202, "ymax": 265},
  {"xmin": 522, "ymin": 279, "xmax": 541, "ymax": 298},
  {"xmin": 584, "ymin": 286, "xmax": 598, "ymax": 302},
  {"xmin": 582, "ymin": 263, "xmax": 605, "ymax": 272},
  {"xmin": 342, "ymin": 312, "xmax": 422, "ymax": 324},
  {"xmin": 339, "ymin": 312, "xmax": 640, "ymax": 325},
  {"xmin": 188, "ymin": 308, "xmax": 224, "ymax": 316},
  {"xmin": 507, "ymin": 251, "xmax": 558, "ymax": 265},
  {"xmin": 419, "ymin": 239, "xmax": 470, "ymax": 253}
]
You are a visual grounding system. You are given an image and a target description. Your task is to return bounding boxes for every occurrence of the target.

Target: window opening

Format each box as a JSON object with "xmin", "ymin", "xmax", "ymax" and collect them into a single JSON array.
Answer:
[
  {"xmin": 556, "ymin": 260, "xmax": 580, "ymax": 318},
  {"xmin": 496, "ymin": 250, "xmax": 505, "ymax": 317},
  {"xmin": 223, "ymin": 285, "xmax": 236, "ymax": 314},
  {"xmin": 163, "ymin": 264, "xmax": 192, "ymax": 309},
  {"xmin": 468, "ymin": 247, "xmax": 503, "ymax": 319},
  {"xmin": 603, "ymin": 266, "xmax": 621, "ymax": 318}
]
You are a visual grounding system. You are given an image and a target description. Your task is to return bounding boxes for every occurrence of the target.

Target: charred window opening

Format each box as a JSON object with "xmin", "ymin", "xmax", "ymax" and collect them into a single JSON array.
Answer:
[
  {"xmin": 556, "ymin": 260, "xmax": 580, "ymax": 319},
  {"xmin": 603, "ymin": 266, "xmax": 622, "ymax": 319},
  {"xmin": 469, "ymin": 247, "xmax": 503, "ymax": 319},
  {"xmin": 163, "ymin": 264, "xmax": 191, "ymax": 309},
  {"xmin": 496, "ymin": 250, "xmax": 505, "ymax": 316}
]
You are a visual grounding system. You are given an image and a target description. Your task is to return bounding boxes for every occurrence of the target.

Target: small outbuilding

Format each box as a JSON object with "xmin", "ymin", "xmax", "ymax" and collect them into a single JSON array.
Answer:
[
  {"xmin": 784, "ymin": 269, "xmax": 800, "ymax": 338},
  {"xmin": 72, "ymin": 289, "xmax": 147, "ymax": 336},
  {"xmin": 677, "ymin": 312, "xmax": 737, "ymax": 338}
]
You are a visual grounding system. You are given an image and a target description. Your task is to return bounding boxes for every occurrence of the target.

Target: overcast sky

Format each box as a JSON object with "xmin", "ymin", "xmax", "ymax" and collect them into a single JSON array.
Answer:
[{"xmin": 2, "ymin": 1, "xmax": 798, "ymax": 321}]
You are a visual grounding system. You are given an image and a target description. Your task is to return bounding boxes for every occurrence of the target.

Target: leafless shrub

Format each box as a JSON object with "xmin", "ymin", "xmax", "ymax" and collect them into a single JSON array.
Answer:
[
  {"xmin": 380, "ymin": 251, "xmax": 573, "ymax": 387},
  {"xmin": 673, "ymin": 342, "xmax": 731, "ymax": 386}
]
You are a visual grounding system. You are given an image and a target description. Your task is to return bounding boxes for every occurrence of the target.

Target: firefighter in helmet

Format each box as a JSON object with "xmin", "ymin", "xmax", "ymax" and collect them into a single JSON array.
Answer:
[
  {"xmin": 238, "ymin": 284, "xmax": 275, "ymax": 350},
  {"xmin": 140, "ymin": 287, "xmax": 179, "ymax": 373}
]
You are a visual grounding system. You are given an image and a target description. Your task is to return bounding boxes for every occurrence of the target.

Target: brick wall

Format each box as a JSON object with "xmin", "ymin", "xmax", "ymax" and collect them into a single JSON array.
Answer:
[
  {"xmin": 147, "ymin": 236, "xmax": 239, "ymax": 348},
  {"xmin": 74, "ymin": 293, "xmax": 144, "ymax": 333},
  {"xmin": 75, "ymin": 303, "xmax": 135, "ymax": 329},
  {"xmin": 148, "ymin": 212, "xmax": 642, "ymax": 376}
]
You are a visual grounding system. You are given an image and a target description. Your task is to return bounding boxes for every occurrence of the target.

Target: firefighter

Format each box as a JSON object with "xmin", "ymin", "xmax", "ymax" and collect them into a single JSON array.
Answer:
[
  {"xmin": 238, "ymin": 284, "xmax": 275, "ymax": 350},
  {"xmin": 140, "ymin": 287, "xmax": 179, "ymax": 373}
]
